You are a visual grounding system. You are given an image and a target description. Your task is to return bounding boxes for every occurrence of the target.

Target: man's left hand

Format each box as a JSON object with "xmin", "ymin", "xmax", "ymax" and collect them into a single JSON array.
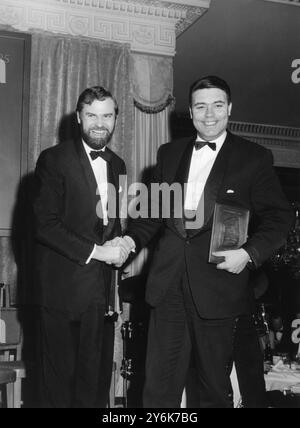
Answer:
[{"xmin": 213, "ymin": 249, "xmax": 250, "ymax": 275}]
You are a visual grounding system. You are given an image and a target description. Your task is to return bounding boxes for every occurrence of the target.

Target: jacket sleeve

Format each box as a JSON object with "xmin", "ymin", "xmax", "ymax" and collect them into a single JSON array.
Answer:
[
  {"xmin": 33, "ymin": 150, "xmax": 95, "ymax": 265},
  {"xmin": 242, "ymin": 149, "xmax": 294, "ymax": 268},
  {"xmin": 125, "ymin": 145, "xmax": 164, "ymax": 252}
]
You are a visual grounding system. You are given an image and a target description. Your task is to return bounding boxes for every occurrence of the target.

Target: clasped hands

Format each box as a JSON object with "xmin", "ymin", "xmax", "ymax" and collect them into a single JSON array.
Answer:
[{"xmin": 94, "ymin": 236, "xmax": 135, "ymax": 268}]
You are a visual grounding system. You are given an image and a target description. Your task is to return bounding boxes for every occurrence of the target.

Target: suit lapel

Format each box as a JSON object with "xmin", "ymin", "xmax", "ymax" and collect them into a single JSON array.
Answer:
[
  {"xmin": 203, "ymin": 133, "xmax": 233, "ymax": 225},
  {"xmin": 172, "ymin": 138, "xmax": 195, "ymax": 238},
  {"xmin": 103, "ymin": 150, "xmax": 119, "ymax": 241},
  {"xmin": 74, "ymin": 138, "xmax": 99, "ymax": 211},
  {"xmin": 188, "ymin": 133, "xmax": 234, "ymax": 238}
]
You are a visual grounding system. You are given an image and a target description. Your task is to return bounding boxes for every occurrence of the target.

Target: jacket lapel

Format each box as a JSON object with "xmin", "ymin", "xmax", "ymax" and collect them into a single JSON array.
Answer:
[
  {"xmin": 204, "ymin": 133, "xmax": 233, "ymax": 224},
  {"xmin": 74, "ymin": 138, "xmax": 99, "ymax": 211},
  {"xmin": 103, "ymin": 149, "xmax": 120, "ymax": 242},
  {"xmin": 188, "ymin": 132, "xmax": 234, "ymax": 238},
  {"xmin": 172, "ymin": 138, "xmax": 195, "ymax": 238}
]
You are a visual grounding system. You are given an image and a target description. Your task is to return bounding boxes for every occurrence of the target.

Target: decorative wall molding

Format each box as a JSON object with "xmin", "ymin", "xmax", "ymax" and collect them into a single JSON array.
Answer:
[
  {"xmin": 263, "ymin": 0, "xmax": 300, "ymax": 7},
  {"xmin": 0, "ymin": 0, "xmax": 211, "ymax": 56},
  {"xmin": 173, "ymin": 114, "xmax": 300, "ymax": 169},
  {"xmin": 228, "ymin": 121, "xmax": 300, "ymax": 169}
]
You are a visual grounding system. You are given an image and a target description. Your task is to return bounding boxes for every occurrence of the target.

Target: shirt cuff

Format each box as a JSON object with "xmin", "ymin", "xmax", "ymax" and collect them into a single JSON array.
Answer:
[
  {"xmin": 123, "ymin": 235, "xmax": 136, "ymax": 253},
  {"xmin": 86, "ymin": 244, "xmax": 96, "ymax": 264},
  {"xmin": 242, "ymin": 245, "xmax": 258, "ymax": 270}
]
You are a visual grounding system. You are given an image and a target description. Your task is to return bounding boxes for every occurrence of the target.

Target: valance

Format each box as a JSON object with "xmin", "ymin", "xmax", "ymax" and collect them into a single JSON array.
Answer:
[{"xmin": 131, "ymin": 53, "xmax": 174, "ymax": 113}]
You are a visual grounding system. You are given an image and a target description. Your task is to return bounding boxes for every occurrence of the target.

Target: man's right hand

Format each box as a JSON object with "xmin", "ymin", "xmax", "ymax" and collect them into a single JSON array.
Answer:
[
  {"xmin": 103, "ymin": 236, "xmax": 135, "ymax": 267},
  {"xmin": 92, "ymin": 243, "xmax": 129, "ymax": 266}
]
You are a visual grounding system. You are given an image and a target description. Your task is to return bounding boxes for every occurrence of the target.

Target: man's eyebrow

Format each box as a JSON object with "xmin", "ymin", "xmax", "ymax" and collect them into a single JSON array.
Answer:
[{"xmin": 193, "ymin": 100, "xmax": 226, "ymax": 106}]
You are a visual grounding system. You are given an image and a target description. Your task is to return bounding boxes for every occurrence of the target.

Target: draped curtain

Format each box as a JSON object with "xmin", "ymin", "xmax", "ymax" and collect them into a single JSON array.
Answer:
[
  {"xmin": 133, "ymin": 106, "xmax": 171, "ymax": 183},
  {"xmin": 114, "ymin": 105, "xmax": 172, "ymax": 397},
  {"xmin": 114, "ymin": 54, "xmax": 173, "ymax": 397},
  {"xmin": 123, "ymin": 54, "xmax": 173, "ymax": 278},
  {"xmin": 131, "ymin": 53, "xmax": 174, "ymax": 114},
  {"xmin": 28, "ymin": 33, "xmax": 133, "ymax": 173},
  {"xmin": 125, "ymin": 106, "xmax": 172, "ymax": 278}
]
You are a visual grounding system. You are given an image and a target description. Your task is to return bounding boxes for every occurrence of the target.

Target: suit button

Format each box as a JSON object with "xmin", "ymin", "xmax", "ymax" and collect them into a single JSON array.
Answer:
[{"xmin": 186, "ymin": 239, "xmax": 191, "ymax": 245}]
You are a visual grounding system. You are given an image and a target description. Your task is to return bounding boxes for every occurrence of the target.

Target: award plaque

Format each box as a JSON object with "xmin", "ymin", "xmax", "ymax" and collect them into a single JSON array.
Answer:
[{"xmin": 209, "ymin": 203, "xmax": 250, "ymax": 264}]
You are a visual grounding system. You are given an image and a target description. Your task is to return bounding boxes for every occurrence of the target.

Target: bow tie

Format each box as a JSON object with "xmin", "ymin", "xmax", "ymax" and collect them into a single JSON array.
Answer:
[
  {"xmin": 89, "ymin": 150, "xmax": 111, "ymax": 162},
  {"xmin": 195, "ymin": 140, "xmax": 217, "ymax": 151}
]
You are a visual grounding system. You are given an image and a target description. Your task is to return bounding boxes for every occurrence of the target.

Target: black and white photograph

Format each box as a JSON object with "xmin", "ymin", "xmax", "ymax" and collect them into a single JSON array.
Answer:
[{"xmin": 0, "ymin": 0, "xmax": 300, "ymax": 411}]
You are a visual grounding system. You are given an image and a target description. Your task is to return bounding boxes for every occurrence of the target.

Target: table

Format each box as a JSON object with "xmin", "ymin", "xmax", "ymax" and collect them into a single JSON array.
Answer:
[{"xmin": 265, "ymin": 369, "xmax": 300, "ymax": 393}]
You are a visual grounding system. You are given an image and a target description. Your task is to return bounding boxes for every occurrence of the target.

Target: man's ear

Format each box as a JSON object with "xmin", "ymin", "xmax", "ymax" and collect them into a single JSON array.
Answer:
[
  {"xmin": 189, "ymin": 107, "xmax": 193, "ymax": 120},
  {"xmin": 76, "ymin": 111, "xmax": 81, "ymax": 124},
  {"xmin": 228, "ymin": 103, "xmax": 233, "ymax": 117}
]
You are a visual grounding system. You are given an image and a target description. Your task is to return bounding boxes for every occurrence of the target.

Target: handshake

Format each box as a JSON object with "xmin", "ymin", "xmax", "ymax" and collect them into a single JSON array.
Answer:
[{"xmin": 94, "ymin": 236, "xmax": 136, "ymax": 268}]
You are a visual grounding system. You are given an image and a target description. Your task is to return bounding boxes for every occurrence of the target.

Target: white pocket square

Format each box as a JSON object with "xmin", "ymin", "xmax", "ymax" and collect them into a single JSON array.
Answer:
[{"xmin": 226, "ymin": 189, "xmax": 235, "ymax": 194}]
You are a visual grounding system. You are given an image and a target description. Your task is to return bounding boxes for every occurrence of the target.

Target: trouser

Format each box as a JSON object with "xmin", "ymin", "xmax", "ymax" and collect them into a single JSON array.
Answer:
[
  {"xmin": 143, "ymin": 272, "xmax": 267, "ymax": 408},
  {"xmin": 38, "ymin": 302, "xmax": 114, "ymax": 408}
]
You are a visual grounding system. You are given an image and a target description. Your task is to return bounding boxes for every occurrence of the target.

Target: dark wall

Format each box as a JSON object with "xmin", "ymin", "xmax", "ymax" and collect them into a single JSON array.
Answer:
[{"xmin": 174, "ymin": 0, "xmax": 300, "ymax": 127}]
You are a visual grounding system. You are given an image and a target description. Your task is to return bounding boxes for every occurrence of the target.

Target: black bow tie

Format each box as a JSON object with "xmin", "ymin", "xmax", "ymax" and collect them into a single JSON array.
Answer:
[
  {"xmin": 195, "ymin": 140, "xmax": 217, "ymax": 151},
  {"xmin": 89, "ymin": 150, "xmax": 112, "ymax": 162}
]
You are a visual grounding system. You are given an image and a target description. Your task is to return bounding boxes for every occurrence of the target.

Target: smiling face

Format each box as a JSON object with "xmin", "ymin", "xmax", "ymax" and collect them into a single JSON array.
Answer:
[
  {"xmin": 190, "ymin": 88, "xmax": 232, "ymax": 141},
  {"xmin": 77, "ymin": 98, "xmax": 117, "ymax": 150}
]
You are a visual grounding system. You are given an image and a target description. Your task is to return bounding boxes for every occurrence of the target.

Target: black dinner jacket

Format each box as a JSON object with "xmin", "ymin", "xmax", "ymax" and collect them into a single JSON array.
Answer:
[
  {"xmin": 33, "ymin": 138, "xmax": 126, "ymax": 317},
  {"xmin": 127, "ymin": 132, "xmax": 293, "ymax": 319}
]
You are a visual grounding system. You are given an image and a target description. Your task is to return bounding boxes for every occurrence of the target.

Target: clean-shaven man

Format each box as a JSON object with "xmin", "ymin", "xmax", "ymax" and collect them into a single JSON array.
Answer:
[{"xmin": 117, "ymin": 76, "xmax": 293, "ymax": 408}]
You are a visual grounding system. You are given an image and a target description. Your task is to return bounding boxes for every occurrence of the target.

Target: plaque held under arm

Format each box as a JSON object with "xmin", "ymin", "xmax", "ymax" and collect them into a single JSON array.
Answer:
[{"xmin": 209, "ymin": 203, "xmax": 250, "ymax": 264}]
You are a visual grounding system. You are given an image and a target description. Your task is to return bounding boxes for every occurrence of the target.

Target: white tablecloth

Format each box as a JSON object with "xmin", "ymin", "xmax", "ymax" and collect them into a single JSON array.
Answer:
[{"xmin": 265, "ymin": 370, "xmax": 300, "ymax": 392}]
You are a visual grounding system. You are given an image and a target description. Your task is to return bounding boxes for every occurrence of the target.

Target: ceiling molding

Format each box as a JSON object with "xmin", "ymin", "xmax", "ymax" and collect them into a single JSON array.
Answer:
[
  {"xmin": 0, "ymin": 0, "xmax": 211, "ymax": 56},
  {"xmin": 263, "ymin": 0, "xmax": 300, "ymax": 7},
  {"xmin": 228, "ymin": 121, "xmax": 300, "ymax": 169},
  {"xmin": 173, "ymin": 114, "xmax": 300, "ymax": 169}
]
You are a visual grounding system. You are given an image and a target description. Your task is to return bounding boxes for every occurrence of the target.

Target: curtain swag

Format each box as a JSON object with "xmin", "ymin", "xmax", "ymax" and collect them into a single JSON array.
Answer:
[
  {"xmin": 131, "ymin": 53, "xmax": 174, "ymax": 111},
  {"xmin": 134, "ymin": 95, "xmax": 175, "ymax": 114}
]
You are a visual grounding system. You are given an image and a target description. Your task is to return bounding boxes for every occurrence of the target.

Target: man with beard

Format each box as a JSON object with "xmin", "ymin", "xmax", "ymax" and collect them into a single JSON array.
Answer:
[{"xmin": 33, "ymin": 87, "xmax": 129, "ymax": 408}]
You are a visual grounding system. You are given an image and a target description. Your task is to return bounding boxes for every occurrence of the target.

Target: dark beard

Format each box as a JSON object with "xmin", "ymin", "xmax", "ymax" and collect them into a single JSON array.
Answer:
[{"xmin": 81, "ymin": 127, "xmax": 113, "ymax": 150}]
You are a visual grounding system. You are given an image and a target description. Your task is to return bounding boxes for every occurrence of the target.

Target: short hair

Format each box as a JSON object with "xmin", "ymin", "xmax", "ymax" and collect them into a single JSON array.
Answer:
[
  {"xmin": 76, "ymin": 86, "xmax": 119, "ymax": 116},
  {"xmin": 189, "ymin": 76, "xmax": 232, "ymax": 106}
]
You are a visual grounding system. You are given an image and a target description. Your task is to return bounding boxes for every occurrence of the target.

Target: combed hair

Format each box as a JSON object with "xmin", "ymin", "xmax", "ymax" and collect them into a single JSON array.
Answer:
[
  {"xmin": 76, "ymin": 86, "xmax": 119, "ymax": 116},
  {"xmin": 189, "ymin": 76, "xmax": 232, "ymax": 106}
]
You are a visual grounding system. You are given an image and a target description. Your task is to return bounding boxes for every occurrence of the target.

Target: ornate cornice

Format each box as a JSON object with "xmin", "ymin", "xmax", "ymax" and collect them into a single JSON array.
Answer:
[
  {"xmin": 173, "ymin": 113, "xmax": 300, "ymax": 169},
  {"xmin": 0, "ymin": 0, "xmax": 211, "ymax": 56},
  {"xmin": 228, "ymin": 121, "xmax": 300, "ymax": 169},
  {"xmin": 263, "ymin": 0, "xmax": 300, "ymax": 7}
]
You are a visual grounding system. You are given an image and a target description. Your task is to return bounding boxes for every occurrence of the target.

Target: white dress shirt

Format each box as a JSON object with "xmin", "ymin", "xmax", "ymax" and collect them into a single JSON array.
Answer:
[
  {"xmin": 82, "ymin": 140, "xmax": 109, "ymax": 226},
  {"xmin": 184, "ymin": 132, "xmax": 227, "ymax": 211},
  {"xmin": 82, "ymin": 141, "xmax": 109, "ymax": 264}
]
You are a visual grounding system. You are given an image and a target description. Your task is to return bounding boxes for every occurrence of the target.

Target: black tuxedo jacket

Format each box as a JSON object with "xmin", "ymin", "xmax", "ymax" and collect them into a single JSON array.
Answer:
[
  {"xmin": 127, "ymin": 132, "xmax": 293, "ymax": 319},
  {"xmin": 33, "ymin": 138, "xmax": 126, "ymax": 317}
]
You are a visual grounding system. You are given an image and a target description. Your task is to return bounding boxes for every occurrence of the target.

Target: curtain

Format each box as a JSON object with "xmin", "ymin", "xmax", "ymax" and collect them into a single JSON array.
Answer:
[
  {"xmin": 131, "ymin": 53, "xmax": 174, "ymax": 114},
  {"xmin": 114, "ymin": 105, "xmax": 172, "ymax": 398},
  {"xmin": 133, "ymin": 105, "xmax": 171, "ymax": 182},
  {"xmin": 28, "ymin": 33, "xmax": 133, "ymax": 172},
  {"xmin": 126, "ymin": 105, "xmax": 172, "ymax": 277}
]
